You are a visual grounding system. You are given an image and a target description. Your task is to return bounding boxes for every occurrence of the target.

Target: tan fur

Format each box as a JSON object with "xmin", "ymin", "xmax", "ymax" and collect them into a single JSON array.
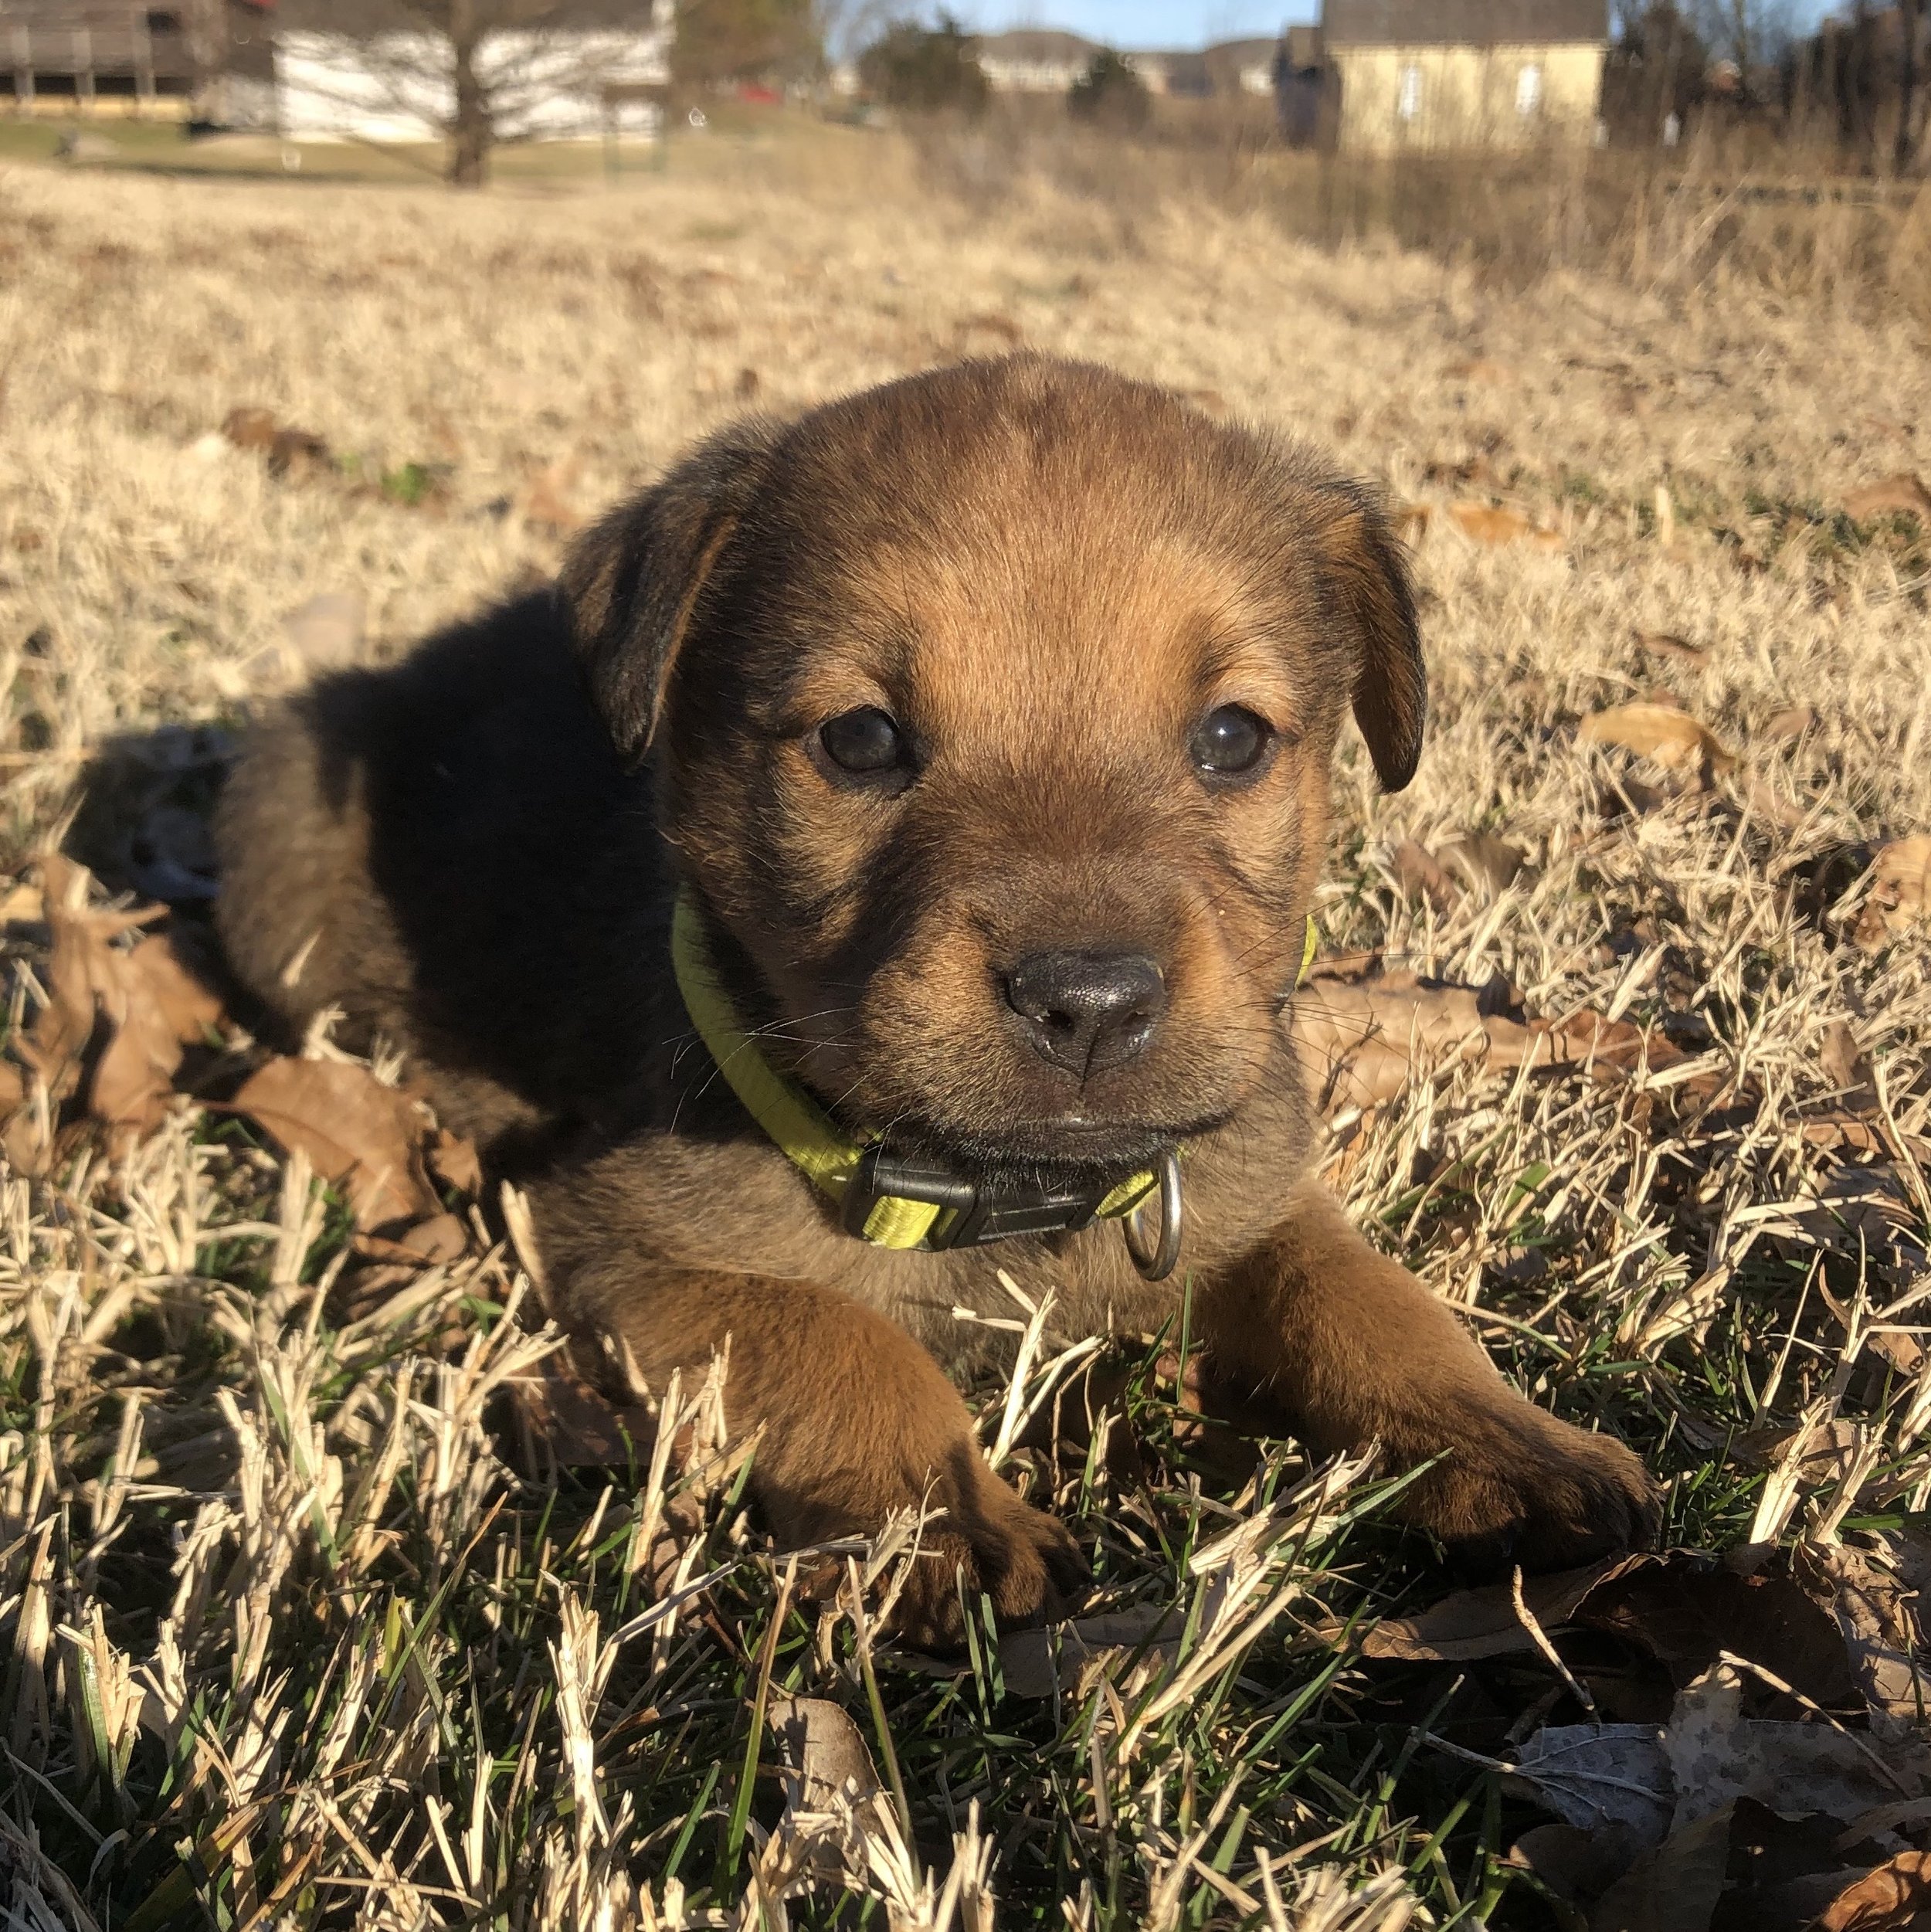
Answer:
[{"xmin": 215, "ymin": 355, "xmax": 1656, "ymax": 1647}]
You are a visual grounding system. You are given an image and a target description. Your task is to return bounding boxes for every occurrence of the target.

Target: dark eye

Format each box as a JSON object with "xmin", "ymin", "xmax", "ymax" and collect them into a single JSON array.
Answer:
[
  {"xmin": 1190, "ymin": 705, "xmax": 1272, "ymax": 778},
  {"xmin": 817, "ymin": 706, "xmax": 906, "ymax": 777}
]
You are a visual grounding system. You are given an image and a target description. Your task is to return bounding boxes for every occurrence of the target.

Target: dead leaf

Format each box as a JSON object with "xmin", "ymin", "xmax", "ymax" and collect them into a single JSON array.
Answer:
[
  {"xmin": 1589, "ymin": 1802, "xmax": 1733, "ymax": 1932},
  {"xmin": 507, "ymin": 1346, "xmax": 655, "ymax": 1468},
  {"xmin": 0, "ymin": 881, "xmax": 43, "ymax": 923},
  {"xmin": 230, "ymin": 1055, "xmax": 439, "ymax": 1230},
  {"xmin": 1363, "ymin": 1557, "xmax": 1632, "ymax": 1662},
  {"xmin": 1508, "ymin": 1821, "xmax": 1643, "ymax": 1908},
  {"xmin": 1844, "ymin": 475, "xmax": 1931, "ymax": 525},
  {"xmin": 222, "ymin": 405, "xmax": 331, "ymax": 480},
  {"xmin": 280, "ymin": 592, "xmax": 365, "ymax": 672},
  {"xmin": 90, "ymin": 933, "xmax": 225, "ymax": 1135},
  {"xmin": 769, "ymin": 1696, "xmax": 883, "ymax": 1813},
  {"xmin": 1763, "ymin": 706, "xmax": 1817, "ymax": 744},
  {"xmin": 2, "ymin": 857, "xmax": 217, "ymax": 1156},
  {"xmin": 1665, "ymin": 1664, "xmax": 1919, "ymax": 1835},
  {"xmin": 1821, "ymin": 1024, "xmax": 1876, "ymax": 1109},
  {"xmin": 1854, "ymin": 838, "xmax": 1931, "ymax": 949},
  {"xmin": 1798, "ymin": 1544, "xmax": 1926, "ymax": 1743},
  {"xmin": 767, "ymin": 1696, "xmax": 884, "ymax": 1883},
  {"xmin": 1449, "ymin": 501, "xmax": 1564, "ymax": 549},
  {"xmin": 1292, "ymin": 969, "xmax": 1687, "ymax": 1114},
  {"xmin": 519, "ymin": 458, "xmax": 581, "ymax": 536},
  {"xmin": 1000, "ymin": 1607, "xmax": 1182, "ymax": 1699},
  {"xmin": 1440, "ymin": 830, "xmax": 1527, "ymax": 895},
  {"xmin": 428, "ymin": 1130, "xmax": 484, "ymax": 1197},
  {"xmin": 1811, "ymin": 1851, "xmax": 1931, "ymax": 1929},
  {"xmin": 1444, "ymin": 356, "xmax": 1511, "ymax": 385},
  {"xmin": 1579, "ymin": 704, "xmax": 1736, "ymax": 781},
  {"xmin": 1390, "ymin": 838, "xmax": 1460, "ymax": 911},
  {"xmin": 1579, "ymin": 1557, "xmax": 1853, "ymax": 1706},
  {"xmin": 1636, "ymin": 630, "xmax": 1709, "ymax": 666},
  {"xmin": 1505, "ymin": 1723, "xmax": 1675, "ymax": 1845}
]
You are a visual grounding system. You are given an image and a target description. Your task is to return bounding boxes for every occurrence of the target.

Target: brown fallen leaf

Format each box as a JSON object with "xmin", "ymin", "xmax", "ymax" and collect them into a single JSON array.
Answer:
[
  {"xmin": 1363, "ymin": 1557, "xmax": 1632, "ymax": 1662},
  {"xmin": 1664, "ymin": 1664, "xmax": 1922, "ymax": 1835},
  {"xmin": 1506, "ymin": 1821, "xmax": 1643, "ymax": 1911},
  {"xmin": 1811, "ymin": 1850, "xmax": 1931, "ymax": 1929},
  {"xmin": 1843, "ymin": 474, "xmax": 1931, "ymax": 525},
  {"xmin": 769, "ymin": 1696, "xmax": 883, "ymax": 1813},
  {"xmin": 1368, "ymin": 1553, "xmax": 1850, "ymax": 1706},
  {"xmin": 2, "ymin": 857, "xmax": 220, "ymax": 1157},
  {"xmin": 1440, "ymin": 830, "xmax": 1528, "ymax": 896},
  {"xmin": 519, "ymin": 457, "xmax": 581, "ymax": 536},
  {"xmin": 1636, "ymin": 630, "xmax": 1709, "ymax": 665},
  {"xmin": 1394, "ymin": 502, "xmax": 1432, "ymax": 544},
  {"xmin": 1292, "ymin": 969, "xmax": 1688, "ymax": 1114},
  {"xmin": 280, "ymin": 592, "xmax": 365, "ymax": 673},
  {"xmin": 507, "ymin": 1346, "xmax": 655, "ymax": 1468},
  {"xmin": 1390, "ymin": 837, "xmax": 1460, "ymax": 911},
  {"xmin": 222, "ymin": 405, "xmax": 331, "ymax": 480},
  {"xmin": 1587, "ymin": 1801, "xmax": 1733, "ymax": 1932},
  {"xmin": 1444, "ymin": 355, "xmax": 1511, "ymax": 385},
  {"xmin": 1504, "ymin": 1723, "xmax": 1675, "ymax": 1843},
  {"xmin": 1000, "ymin": 1607, "xmax": 1183, "ymax": 1699},
  {"xmin": 1763, "ymin": 705, "xmax": 1817, "ymax": 744},
  {"xmin": 1853, "ymin": 837, "xmax": 1931, "ymax": 949},
  {"xmin": 1578, "ymin": 703, "xmax": 1736, "ymax": 781},
  {"xmin": 90, "ymin": 932, "xmax": 226, "ymax": 1136},
  {"xmin": 1449, "ymin": 501, "xmax": 1564, "ymax": 550},
  {"xmin": 229, "ymin": 1055, "xmax": 439, "ymax": 1230},
  {"xmin": 1797, "ymin": 1543, "xmax": 1926, "ymax": 1744},
  {"xmin": 428, "ymin": 1129, "xmax": 484, "ymax": 1197}
]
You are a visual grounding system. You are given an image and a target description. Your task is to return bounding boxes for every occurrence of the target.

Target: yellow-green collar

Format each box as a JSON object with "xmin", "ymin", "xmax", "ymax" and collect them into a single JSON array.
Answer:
[{"xmin": 669, "ymin": 891, "xmax": 1316, "ymax": 1254}]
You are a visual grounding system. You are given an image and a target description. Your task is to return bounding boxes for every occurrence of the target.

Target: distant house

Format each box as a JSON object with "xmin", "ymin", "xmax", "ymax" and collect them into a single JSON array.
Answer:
[
  {"xmin": 1320, "ymin": 0, "xmax": 1609, "ymax": 152},
  {"xmin": 975, "ymin": 28, "xmax": 1094, "ymax": 93},
  {"xmin": 1203, "ymin": 36, "xmax": 1278, "ymax": 97},
  {"xmin": 0, "ymin": 0, "xmax": 275, "ymax": 124},
  {"xmin": 1128, "ymin": 48, "xmax": 1209, "ymax": 97}
]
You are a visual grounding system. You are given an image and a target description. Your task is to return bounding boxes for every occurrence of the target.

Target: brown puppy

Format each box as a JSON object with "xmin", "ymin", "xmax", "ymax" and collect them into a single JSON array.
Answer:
[{"xmin": 216, "ymin": 357, "xmax": 1657, "ymax": 1647}]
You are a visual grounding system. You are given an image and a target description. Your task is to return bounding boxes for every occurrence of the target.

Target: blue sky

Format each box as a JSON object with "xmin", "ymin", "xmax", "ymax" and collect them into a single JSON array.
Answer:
[{"xmin": 952, "ymin": 1, "xmax": 1839, "ymax": 52}]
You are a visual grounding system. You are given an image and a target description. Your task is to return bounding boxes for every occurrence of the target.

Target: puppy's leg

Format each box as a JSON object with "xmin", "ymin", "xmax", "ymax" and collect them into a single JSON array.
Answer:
[
  {"xmin": 579, "ymin": 1268, "xmax": 1086, "ymax": 1648},
  {"xmin": 1203, "ymin": 1182, "xmax": 1658, "ymax": 1569}
]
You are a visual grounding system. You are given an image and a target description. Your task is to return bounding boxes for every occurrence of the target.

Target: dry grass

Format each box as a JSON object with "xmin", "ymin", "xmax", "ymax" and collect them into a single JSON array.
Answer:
[{"xmin": 1, "ymin": 123, "xmax": 1930, "ymax": 1928}]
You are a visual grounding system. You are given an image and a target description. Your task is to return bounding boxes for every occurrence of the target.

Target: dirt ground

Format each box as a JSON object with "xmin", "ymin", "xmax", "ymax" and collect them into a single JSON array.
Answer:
[{"xmin": 2, "ymin": 130, "xmax": 1930, "ymax": 1929}]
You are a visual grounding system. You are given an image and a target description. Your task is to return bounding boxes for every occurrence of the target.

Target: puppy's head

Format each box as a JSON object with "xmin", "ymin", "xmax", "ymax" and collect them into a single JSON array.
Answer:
[{"xmin": 562, "ymin": 358, "xmax": 1423, "ymax": 1178}]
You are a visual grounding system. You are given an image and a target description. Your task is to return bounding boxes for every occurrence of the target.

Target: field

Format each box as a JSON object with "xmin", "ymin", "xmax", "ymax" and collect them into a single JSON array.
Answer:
[{"xmin": 2, "ymin": 120, "xmax": 1930, "ymax": 1930}]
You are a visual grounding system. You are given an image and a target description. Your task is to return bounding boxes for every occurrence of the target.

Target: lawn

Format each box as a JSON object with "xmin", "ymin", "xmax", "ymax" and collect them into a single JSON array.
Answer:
[{"xmin": 0, "ymin": 124, "xmax": 1928, "ymax": 1929}]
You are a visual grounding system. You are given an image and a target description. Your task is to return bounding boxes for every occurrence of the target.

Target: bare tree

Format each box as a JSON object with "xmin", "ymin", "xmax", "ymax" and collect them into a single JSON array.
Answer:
[
  {"xmin": 277, "ymin": 0, "xmax": 673, "ymax": 187},
  {"xmin": 1692, "ymin": 0, "xmax": 1797, "ymax": 96},
  {"xmin": 1898, "ymin": 0, "xmax": 1923, "ymax": 175}
]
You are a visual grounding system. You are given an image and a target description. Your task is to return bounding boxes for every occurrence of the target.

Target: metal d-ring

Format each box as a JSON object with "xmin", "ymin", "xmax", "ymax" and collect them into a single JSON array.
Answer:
[{"xmin": 1123, "ymin": 1148, "xmax": 1183, "ymax": 1282}]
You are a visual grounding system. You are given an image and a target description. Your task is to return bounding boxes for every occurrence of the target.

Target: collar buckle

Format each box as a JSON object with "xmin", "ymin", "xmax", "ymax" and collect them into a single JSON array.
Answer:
[{"xmin": 843, "ymin": 1146, "xmax": 1114, "ymax": 1251}]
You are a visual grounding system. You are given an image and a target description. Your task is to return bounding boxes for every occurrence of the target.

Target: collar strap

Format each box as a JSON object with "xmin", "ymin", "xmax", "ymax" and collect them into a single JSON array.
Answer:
[{"xmin": 670, "ymin": 890, "xmax": 1315, "ymax": 1255}]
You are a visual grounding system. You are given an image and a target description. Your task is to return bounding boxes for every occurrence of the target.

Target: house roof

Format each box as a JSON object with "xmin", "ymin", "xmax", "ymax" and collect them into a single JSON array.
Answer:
[
  {"xmin": 975, "ymin": 29, "xmax": 1099, "ymax": 63},
  {"xmin": 1321, "ymin": 0, "xmax": 1608, "ymax": 46}
]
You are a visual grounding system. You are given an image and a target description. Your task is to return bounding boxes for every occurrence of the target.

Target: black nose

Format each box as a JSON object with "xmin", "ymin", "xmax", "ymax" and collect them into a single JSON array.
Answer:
[{"xmin": 1002, "ymin": 951, "xmax": 1166, "ymax": 1078}]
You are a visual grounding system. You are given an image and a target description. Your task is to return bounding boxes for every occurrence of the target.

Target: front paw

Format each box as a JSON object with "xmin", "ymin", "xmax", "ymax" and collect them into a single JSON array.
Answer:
[
  {"xmin": 887, "ymin": 1465, "xmax": 1089, "ymax": 1653},
  {"xmin": 1407, "ymin": 1399, "xmax": 1660, "ymax": 1574}
]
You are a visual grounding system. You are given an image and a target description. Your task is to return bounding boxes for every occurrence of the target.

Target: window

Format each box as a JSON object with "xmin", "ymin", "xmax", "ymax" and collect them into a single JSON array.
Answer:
[
  {"xmin": 145, "ymin": 10, "xmax": 182, "ymax": 30},
  {"xmin": 1515, "ymin": 62, "xmax": 1543, "ymax": 117},
  {"xmin": 1396, "ymin": 63, "xmax": 1421, "ymax": 122}
]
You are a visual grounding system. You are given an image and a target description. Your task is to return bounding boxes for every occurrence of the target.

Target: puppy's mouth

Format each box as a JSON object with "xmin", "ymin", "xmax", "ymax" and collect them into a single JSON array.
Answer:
[{"xmin": 870, "ymin": 1109, "xmax": 1232, "ymax": 1193}]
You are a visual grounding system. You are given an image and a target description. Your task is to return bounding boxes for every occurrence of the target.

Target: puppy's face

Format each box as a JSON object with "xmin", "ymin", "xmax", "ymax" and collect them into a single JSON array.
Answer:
[{"xmin": 567, "ymin": 359, "xmax": 1423, "ymax": 1178}]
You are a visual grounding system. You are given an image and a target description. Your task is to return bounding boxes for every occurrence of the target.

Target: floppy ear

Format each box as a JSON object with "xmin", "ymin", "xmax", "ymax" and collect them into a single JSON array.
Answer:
[
  {"xmin": 1321, "ymin": 481, "xmax": 1427, "ymax": 792},
  {"xmin": 558, "ymin": 418, "xmax": 779, "ymax": 762}
]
